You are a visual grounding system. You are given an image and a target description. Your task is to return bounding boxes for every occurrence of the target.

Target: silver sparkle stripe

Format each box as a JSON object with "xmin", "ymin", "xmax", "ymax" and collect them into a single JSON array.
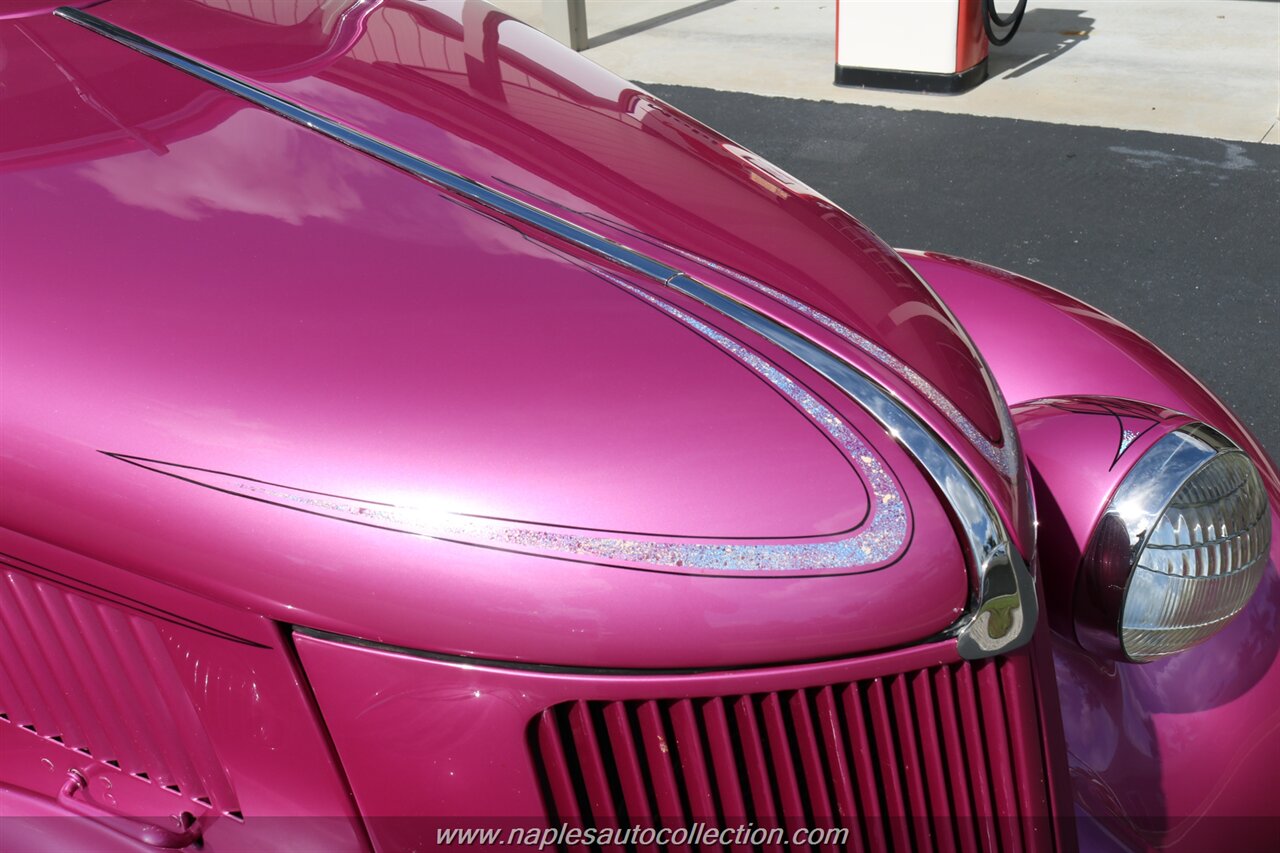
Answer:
[
  {"xmin": 659, "ymin": 248, "xmax": 1019, "ymax": 477},
  {"xmin": 109, "ymin": 267, "xmax": 910, "ymax": 573}
]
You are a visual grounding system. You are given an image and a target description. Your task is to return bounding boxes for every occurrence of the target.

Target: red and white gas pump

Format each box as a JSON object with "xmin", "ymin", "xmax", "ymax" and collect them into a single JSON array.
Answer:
[{"xmin": 835, "ymin": 0, "xmax": 1027, "ymax": 93}]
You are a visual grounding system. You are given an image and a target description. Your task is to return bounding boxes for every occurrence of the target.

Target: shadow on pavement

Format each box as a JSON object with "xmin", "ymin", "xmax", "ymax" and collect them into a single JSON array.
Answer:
[
  {"xmin": 988, "ymin": 8, "xmax": 1095, "ymax": 79},
  {"xmin": 588, "ymin": 0, "xmax": 735, "ymax": 49}
]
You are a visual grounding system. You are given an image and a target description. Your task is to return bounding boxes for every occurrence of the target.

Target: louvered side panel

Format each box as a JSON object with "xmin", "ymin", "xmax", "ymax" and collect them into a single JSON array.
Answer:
[{"xmin": 0, "ymin": 568, "xmax": 237, "ymax": 811}]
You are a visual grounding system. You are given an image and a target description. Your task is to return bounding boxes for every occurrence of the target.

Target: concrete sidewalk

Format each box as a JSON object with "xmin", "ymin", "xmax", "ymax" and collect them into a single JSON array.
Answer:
[{"xmin": 494, "ymin": 0, "xmax": 1280, "ymax": 144}]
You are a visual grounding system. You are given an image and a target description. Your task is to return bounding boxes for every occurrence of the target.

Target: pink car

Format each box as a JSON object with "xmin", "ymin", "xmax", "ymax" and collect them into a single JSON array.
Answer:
[{"xmin": 2, "ymin": 2, "xmax": 1276, "ymax": 851}]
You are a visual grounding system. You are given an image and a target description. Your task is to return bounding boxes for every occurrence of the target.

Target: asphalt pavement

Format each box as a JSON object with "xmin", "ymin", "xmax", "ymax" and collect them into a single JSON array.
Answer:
[{"xmin": 647, "ymin": 84, "xmax": 1280, "ymax": 459}]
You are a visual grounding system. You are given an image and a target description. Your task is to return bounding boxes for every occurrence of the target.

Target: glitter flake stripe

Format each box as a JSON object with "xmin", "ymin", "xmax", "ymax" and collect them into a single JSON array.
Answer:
[
  {"xmin": 660, "ymin": 248, "xmax": 1019, "ymax": 478},
  {"xmin": 107, "ymin": 278, "xmax": 909, "ymax": 575}
]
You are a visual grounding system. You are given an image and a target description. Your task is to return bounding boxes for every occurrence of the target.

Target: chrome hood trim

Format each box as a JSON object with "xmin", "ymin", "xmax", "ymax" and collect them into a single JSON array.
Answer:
[
  {"xmin": 631, "ymin": 245, "xmax": 1020, "ymax": 479},
  {"xmin": 55, "ymin": 5, "xmax": 1036, "ymax": 658}
]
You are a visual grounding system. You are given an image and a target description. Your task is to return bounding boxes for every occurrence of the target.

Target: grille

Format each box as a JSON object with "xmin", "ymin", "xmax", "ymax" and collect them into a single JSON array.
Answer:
[{"xmin": 533, "ymin": 654, "xmax": 1056, "ymax": 852}]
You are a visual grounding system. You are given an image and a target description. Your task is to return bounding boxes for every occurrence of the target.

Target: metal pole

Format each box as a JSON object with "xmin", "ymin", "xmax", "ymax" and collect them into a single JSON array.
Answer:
[{"xmin": 541, "ymin": 0, "xmax": 588, "ymax": 51}]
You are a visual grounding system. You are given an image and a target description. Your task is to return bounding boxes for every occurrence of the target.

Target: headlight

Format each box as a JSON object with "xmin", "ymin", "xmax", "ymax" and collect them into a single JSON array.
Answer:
[{"xmin": 1077, "ymin": 424, "xmax": 1272, "ymax": 662}]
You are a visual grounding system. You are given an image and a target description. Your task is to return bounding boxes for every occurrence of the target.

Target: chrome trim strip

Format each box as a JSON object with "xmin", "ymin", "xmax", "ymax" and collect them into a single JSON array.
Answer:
[
  {"xmin": 55, "ymin": 8, "xmax": 681, "ymax": 283},
  {"xmin": 55, "ymin": 5, "xmax": 1036, "ymax": 657},
  {"xmin": 667, "ymin": 273, "xmax": 1037, "ymax": 656},
  {"xmin": 290, "ymin": 625, "xmax": 957, "ymax": 676}
]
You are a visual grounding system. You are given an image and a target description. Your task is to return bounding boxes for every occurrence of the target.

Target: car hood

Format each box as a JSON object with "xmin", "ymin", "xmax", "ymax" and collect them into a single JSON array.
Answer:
[{"xmin": 0, "ymin": 2, "xmax": 1026, "ymax": 668}]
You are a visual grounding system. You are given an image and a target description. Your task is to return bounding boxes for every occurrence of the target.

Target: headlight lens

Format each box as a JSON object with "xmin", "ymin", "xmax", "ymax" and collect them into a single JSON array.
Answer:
[
  {"xmin": 1121, "ymin": 450, "xmax": 1270, "ymax": 660},
  {"xmin": 1079, "ymin": 424, "xmax": 1272, "ymax": 662}
]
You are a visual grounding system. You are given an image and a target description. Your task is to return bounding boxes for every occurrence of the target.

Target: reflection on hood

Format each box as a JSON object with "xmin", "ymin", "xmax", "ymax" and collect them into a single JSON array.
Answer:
[{"xmin": 79, "ymin": 108, "xmax": 375, "ymax": 225}]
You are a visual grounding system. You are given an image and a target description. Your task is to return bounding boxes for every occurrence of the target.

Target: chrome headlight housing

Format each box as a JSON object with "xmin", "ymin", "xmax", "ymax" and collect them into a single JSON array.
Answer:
[{"xmin": 1077, "ymin": 423, "xmax": 1272, "ymax": 662}]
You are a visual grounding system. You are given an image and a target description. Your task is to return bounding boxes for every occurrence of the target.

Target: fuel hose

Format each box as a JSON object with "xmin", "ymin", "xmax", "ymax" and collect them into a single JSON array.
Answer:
[{"xmin": 984, "ymin": 0, "xmax": 1029, "ymax": 46}]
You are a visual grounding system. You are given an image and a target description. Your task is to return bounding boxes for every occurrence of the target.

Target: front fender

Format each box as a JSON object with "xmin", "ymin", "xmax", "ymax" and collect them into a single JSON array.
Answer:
[
  {"xmin": 900, "ymin": 251, "xmax": 1276, "ymax": 487},
  {"xmin": 904, "ymin": 250, "xmax": 1280, "ymax": 850}
]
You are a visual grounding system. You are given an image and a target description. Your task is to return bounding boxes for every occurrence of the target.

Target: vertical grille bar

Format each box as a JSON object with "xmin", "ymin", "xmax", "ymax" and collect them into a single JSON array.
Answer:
[
  {"xmin": 602, "ymin": 701, "xmax": 659, "ymax": 852},
  {"xmin": 668, "ymin": 699, "xmax": 719, "ymax": 826},
  {"xmin": 911, "ymin": 669, "xmax": 958, "ymax": 853},
  {"xmin": 888, "ymin": 674, "xmax": 935, "ymax": 853},
  {"xmin": 976, "ymin": 661, "xmax": 1022, "ymax": 852},
  {"xmin": 533, "ymin": 655, "xmax": 1059, "ymax": 852},
  {"xmin": 788, "ymin": 690, "xmax": 836, "ymax": 833},
  {"xmin": 732, "ymin": 697, "xmax": 785, "ymax": 853},
  {"xmin": 700, "ymin": 697, "xmax": 751, "ymax": 843},
  {"xmin": 865, "ymin": 678, "xmax": 915, "ymax": 851},
  {"xmin": 568, "ymin": 701, "xmax": 625, "ymax": 851},
  {"xmin": 999, "ymin": 659, "xmax": 1053, "ymax": 852},
  {"xmin": 841, "ymin": 683, "xmax": 890, "ymax": 853},
  {"xmin": 813, "ymin": 686, "xmax": 865, "ymax": 852},
  {"xmin": 760, "ymin": 692, "xmax": 810, "ymax": 843},
  {"xmin": 636, "ymin": 701, "xmax": 692, "ymax": 853},
  {"xmin": 955, "ymin": 662, "xmax": 1001, "ymax": 851},
  {"xmin": 933, "ymin": 666, "xmax": 982, "ymax": 853},
  {"xmin": 535, "ymin": 708, "xmax": 585, "ymax": 826}
]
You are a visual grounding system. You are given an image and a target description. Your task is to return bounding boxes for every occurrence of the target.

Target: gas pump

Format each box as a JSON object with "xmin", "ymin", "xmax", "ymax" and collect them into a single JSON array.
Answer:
[{"xmin": 835, "ymin": 0, "xmax": 1028, "ymax": 93}]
